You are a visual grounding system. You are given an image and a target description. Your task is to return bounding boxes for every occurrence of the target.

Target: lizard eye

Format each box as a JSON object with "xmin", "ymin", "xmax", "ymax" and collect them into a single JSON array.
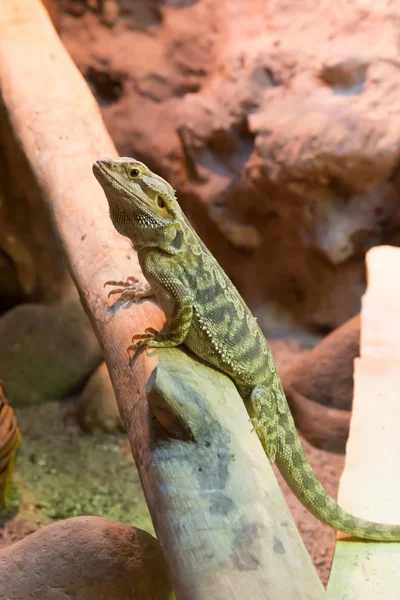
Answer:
[
  {"xmin": 156, "ymin": 196, "xmax": 165, "ymax": 208},
  {"xmin": 129, "ymin": 168, "xmax": 140, "ymax": 178}
]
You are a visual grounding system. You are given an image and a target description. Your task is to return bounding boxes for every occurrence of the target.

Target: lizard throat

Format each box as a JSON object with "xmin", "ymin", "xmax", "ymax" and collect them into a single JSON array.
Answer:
[{"xmin": 109, "ymin": 204, "xmax": 164, "ymax": 234}]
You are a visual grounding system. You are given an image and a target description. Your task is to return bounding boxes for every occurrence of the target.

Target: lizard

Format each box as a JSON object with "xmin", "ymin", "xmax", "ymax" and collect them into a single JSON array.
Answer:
[{"xmin": 93, "ymin": 156, "xmax": 400, "ymax": 541}]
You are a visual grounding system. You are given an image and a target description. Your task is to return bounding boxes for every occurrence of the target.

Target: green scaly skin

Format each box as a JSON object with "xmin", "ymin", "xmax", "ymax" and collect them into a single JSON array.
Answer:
[{"xmin": 93, "ymin": 156, "xmax": 400, "ymax": 541}]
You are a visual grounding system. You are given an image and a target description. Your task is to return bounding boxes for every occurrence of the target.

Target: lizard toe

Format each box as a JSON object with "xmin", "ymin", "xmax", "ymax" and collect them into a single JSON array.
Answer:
[
  {"xmin": 104, "ymin": 279, "xmax": 130, "ymax": 288},
  {"xmin": 144, "ymin": 327, "xmax": 158, "ymax": 335},
  {"xmin": 131, "ymin": 332, "xmax": 154, "ymax": 341}
]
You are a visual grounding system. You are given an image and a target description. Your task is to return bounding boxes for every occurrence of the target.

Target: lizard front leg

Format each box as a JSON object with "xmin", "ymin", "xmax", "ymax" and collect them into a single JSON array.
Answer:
[{"xmin": 127, "ymin": 277, "xmax": 193, "ymax": 358}]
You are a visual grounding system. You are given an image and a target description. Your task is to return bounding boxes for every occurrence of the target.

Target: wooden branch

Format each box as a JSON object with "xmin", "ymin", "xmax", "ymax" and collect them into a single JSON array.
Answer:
[
  {"xmin": 0, "ymin": 2, "xmax": 325, "ymax": 598},
  {"xmin": 328, "ymin": 246, "xmax": 400, "ymax": 598}
]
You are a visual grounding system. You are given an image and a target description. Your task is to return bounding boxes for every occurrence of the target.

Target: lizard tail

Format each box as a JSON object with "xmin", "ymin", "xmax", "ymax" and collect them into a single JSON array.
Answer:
[{"xmin": 275, "ymin": 411, "xmax": 400, "ymax": 541}]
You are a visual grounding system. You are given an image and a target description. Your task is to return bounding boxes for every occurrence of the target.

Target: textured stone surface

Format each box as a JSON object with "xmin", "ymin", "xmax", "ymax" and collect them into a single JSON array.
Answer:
[
  {"xmin": 0, "ymin": 516, "xmax": 172, "ymax": 600},
  {"xmin": 58, "ymin": 0, "xmax": 400, "ymax": 331},
  {"xmin": 282, "ymin": 315, "xmax": 360, "ymax": 411},
  {"xmin": 0, "ymin": 293, "xmax": 102, "ymax": 407},
  {"xmin": 74, "ymin": 362, "xmax": 124, "ymax": 433}
]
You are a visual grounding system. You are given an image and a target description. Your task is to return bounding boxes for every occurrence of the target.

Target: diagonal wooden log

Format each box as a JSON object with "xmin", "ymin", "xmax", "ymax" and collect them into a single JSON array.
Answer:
[
  {"xmin": 0, "ymin": 2, "xmax": 325, "ymax": 598},
  {"xmin": 327, "ymin": 246, "xmax": 400, "ymax": 599}
]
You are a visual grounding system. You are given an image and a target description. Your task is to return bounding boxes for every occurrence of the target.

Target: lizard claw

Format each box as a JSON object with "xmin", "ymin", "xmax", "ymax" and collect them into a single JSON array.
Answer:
[
  {"xmin": 130, "ymin": 328, "xmax": 160, "ymax": 342},
  {"xmin": 104, "ymin": 276, "xmax": 154, "ymax": 302},
  {"xmin": 127, "ymin": 337, "xmax": 154, "ymax": 359},
  {"xmin": 127, "ymin": 343, "xmax": 139, "ymax": 359},
  {"xmin": 104, "ymin": 280, "xmax": 131, "ymax": 288},
  {"xmin": 144, "ymin": 327, "xmax": 158, "ymax": 336},
  {"xmin": 127, "ymin": 328, "xmax": 167, "ymax": 359},
  {"xmin": 107, "ymin": 287, "xmax": 132, "ymax": 299}
]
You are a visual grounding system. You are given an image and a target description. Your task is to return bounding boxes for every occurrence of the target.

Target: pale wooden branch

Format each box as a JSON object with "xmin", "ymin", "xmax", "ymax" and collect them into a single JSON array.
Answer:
[
  {"xmin": 0, "ymin": 2, "xmax": 325, "ymax": 598},
  {"xmin": 328, "ymin": 246, "xmax": 400, "ymax": 598}
]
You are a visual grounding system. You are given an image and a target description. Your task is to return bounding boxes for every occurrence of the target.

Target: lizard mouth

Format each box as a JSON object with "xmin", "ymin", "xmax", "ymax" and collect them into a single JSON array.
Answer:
[
  {"xmin": 93, "ymin": 160, "xmax": 148, "ymax": 206},
  {"xmin": 93, "ymin": 161, "xmax": 129, "ymax": 196}
]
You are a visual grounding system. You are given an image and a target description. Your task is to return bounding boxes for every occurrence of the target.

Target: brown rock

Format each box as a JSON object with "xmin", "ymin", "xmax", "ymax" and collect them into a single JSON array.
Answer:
[
  {"xmin": 0, "ymin": 516, "xmax": 172, "ymax": 600},
  {"xmin": 74, "ymin": 362, "xmax": 124, "ymax": 433},
  {"xmin": 268, "ymin": 338, "xmax": 306, "ymax": 373},
  {"xmin": 101, "ymin": 0, "xmax": 119, "ymax": 27},
  {"xmin": 59, "ymin": 0, "xmax": 400, "ymax": 330},
  {"xmin": 0, "ymin": 293, "xmax": 102, "ymax": 407},
  {"xmin": 281, "ymin": 315, "xmax": 360, "ymax": 452},
  {"xmin": 285, "ymin": 390, "xmax": 351, "ymax": 454},
  {"xmin": 282, "ymin": 314, "xmax": 360, "ymax": 411}
]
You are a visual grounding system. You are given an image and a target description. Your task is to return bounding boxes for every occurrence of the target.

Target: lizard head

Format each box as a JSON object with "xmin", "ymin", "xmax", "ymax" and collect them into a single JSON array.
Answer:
[{"xmin": 93, "ymin": 157, "xmax": 181, "ymax": 239}]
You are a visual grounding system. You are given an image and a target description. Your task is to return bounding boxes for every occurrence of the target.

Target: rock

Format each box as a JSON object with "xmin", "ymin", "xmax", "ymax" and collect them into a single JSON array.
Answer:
[
  {"xmin": 282, "ymin": 315, "xmax": 360, "ymax": 411},
  {"xmin": 284, "ymin": 390, "xmax": 351, "ymax": 454},
  {"xmin": 101, "ymin": 0, "xmax": 119, "ymax": 27},
  {"xmin": 281, "ymin": 315, "xmax": 360, "ymax": 452},
  {"xmin": 268, "ymin": 338, "xmax": 306, "ymax": 373},
  {"xmin": 74, "ymin": 362, "xmax": 124, "ymax": 433},
  {"xmin": 59, "ymin": 0, "xmax": 400, "ymax": 331},
  {"xmin": 0, "ymin": 294, "xmax": 102, "ymax": 407},
  {"xmin": 0, "ymin": 516, "xmax": 172, "ymax": 600}
]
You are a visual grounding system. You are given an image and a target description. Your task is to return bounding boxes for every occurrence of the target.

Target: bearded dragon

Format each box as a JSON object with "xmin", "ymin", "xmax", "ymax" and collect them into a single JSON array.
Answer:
[{"xmin": 93, "ymin": 156, "xmax": 400, "ymax": 541}]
